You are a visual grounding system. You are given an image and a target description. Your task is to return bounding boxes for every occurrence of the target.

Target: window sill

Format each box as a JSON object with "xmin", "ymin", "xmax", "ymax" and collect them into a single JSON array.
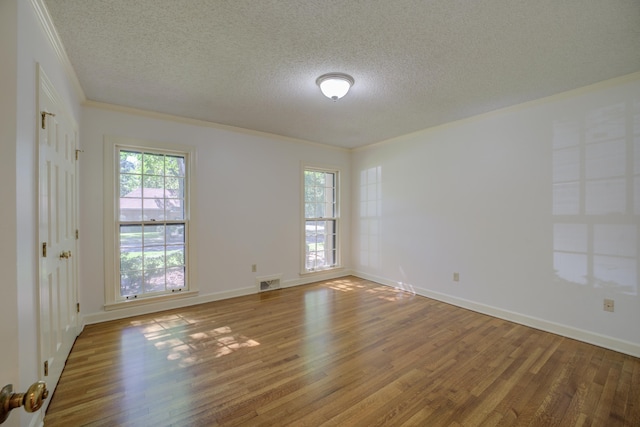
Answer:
[
  {"xmin": 104, "ymin": 290, "xmax": 199, "ymax": 311},
  {"xmin": 300, "ymin": 266, "xmax": 344, "ymax": 276}
]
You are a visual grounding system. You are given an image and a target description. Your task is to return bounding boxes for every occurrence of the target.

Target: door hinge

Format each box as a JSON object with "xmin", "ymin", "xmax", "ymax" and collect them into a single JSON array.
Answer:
[
  {"xmin": 44, "ymin": 360, "xmax": 49, "ymax": 377},
  {"xmin": 41, "ymin": 111, "xmax": 55, "ymax": 129},
  {"xmin": 75, "ymin": 149, "xmax": 84, "ymax": 160},
  {"xmin": 75, "ymin": 229, "xmax": 79, "ymax": 240},
  {"xmin": 42, "ymin": 242, "xmax": 47, "ymax": 257},
  {"xmin": 77, "ymin": 303, "xmax": 80, "ymax": 313}
]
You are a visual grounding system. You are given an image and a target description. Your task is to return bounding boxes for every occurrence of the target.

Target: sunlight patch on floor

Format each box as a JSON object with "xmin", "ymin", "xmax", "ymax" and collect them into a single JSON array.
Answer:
[
  {"xmin": 326, "ymin": 278, "xmax": 368, "ymax": 292},
  {"xmin": 361, "ymin": 283, "xmax": 416, "ymax": 302},
  {"xmin": 324, "ymin": 278, "xmax": 416, "ymax": 302},
  {"xmin": 129, "ymin": 314, "xmax": 260, "ymax": 368}
]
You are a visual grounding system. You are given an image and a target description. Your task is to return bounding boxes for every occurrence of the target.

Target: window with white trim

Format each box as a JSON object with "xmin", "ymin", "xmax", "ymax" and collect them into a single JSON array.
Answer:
[
  {"xmin": 104, "ymin": 136, "xmax": 196, "ymax": 308},
  {"xmin": 304, "ymin": 167, "xmax": 340, "ymax": 272},
  {"xmin": 118, "ymin": 148, "xmax": 189, "ymax": 299}
]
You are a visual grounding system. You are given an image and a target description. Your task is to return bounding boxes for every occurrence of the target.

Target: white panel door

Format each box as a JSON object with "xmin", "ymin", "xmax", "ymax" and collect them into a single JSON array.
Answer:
[{"xmin": 38, "ymin": 65, "xmax": 78, "ymax": 413}]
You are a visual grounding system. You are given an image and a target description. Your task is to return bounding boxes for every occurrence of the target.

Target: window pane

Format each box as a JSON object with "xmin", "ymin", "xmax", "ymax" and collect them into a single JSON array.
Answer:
[
  {"xmin": 143, "ymin": 175, "xmax": 164, "ymax": 192},
  {"xmin": 306, "ymin": 220, "xmax": 324, "ymax": 268},
  {"xmin": 317, "ymin": 202, "xmax": 326, "ymax": 218},
  {"xmin": 166, "ymin": 155, "xmax": 185, "ymax": 177},
  {"xmin": 314, "ymin": 172, "xmax": 325, "ymax": 186},
  {"xmin": 304, "ymin": 190, "xmax": 313, "ymax": 203},
  {"xmin": 120, "ymin": 151, "xmax": 142, "ymax": 174},
  {"xmin": 144, "ymin": 198, "xmax": 165, "ymax": 221},
  {"xmin": 331, "ymin": 189, "xmax": 337, "ymax": 216},
  {"xmin": 121, "ymin": 271, "xmax": 143, "ymax": 297},
  {"xmin": 166, "ymin": 199, "xmax": 184, "ymax": 220},
  {"xmin": 144, "ymin": 225, "xmax": 165, "ymax": 246},
  {"xmin": 144, "ymin": 269, "xmax": 165, "ymax": 293},
  {"xmin": 120, "ymin": 251, "xmax": 142, "ymax": 272},
  {"xmin": 304, "ymin": 178, "xmax": 315, "ymax": 202},
  {"xmin": 144, "ymin": 247, "xmax": 165, "ymax": 270},
  {"xmin": 165, "ymin": 177, "xmax": 183, "ymax": 196},
  {"xmin": 166, "ymin": 224, "xmax": 185, "ymax": 245},
  {"xmin": 120, "ymin": 225, "xmax": 143, "ymax": 248},
  {"xmin": 166, "ymin": 246, "xmax": 185, "ymax": 267},
  {"xmin": 120, "ymin": 174, "xmax": 141, "ymax": 197},
  {"xmin": 120, "ymin": 198, "xmax": 142, "ymax": 221},
  {"xmin": 306, "ymin": 252, "xmax": 319, "ymax": 270},
  {"xmin": 167, "ymin": 267, "xmax": 185, "ymax": 289},
  {"xmin": 305, "ymin": 203, "xmax": 315, "ymax": 218},
  {"xmin": 305, "ymin": 219, "xmax": 337, "ymax": 270},
  {"xmin": 315, "ymin": 186, "xmax": 325, "ymax": 204},
  {"xmin": 143, "ymin": 153, "xmax": 164, "ymax": 176}
]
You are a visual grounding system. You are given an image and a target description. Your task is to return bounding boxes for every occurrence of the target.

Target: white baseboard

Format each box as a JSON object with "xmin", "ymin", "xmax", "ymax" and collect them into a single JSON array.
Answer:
[
  {"xmin": 353, "ymin": 271, "xmax": 640, "ymax": 358},
  {"xmin": 81, "ymin": 269, "xmax": 353, "ymax": 327},
  {"xmin": 282, "ymin": 268, "xmax": 354, "ymax": 288},
  {"xmin": 82, "ymin": 286, "xmax": 255, "ymax": 326}
]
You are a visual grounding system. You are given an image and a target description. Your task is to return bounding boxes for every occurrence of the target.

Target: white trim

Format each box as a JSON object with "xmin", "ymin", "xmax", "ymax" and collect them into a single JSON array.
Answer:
[
  {"xmin": 299, "ymin": 266, "xmax": 346, "ymax": 277},
  {"xmin": 84, "ymin": 287, "xmax": 253, "ymax": 325},
  {"xmin": 353, "ymin": 271, "xmax": 640, "ymax": 358},
  {"xmin": 353, "ymin": 71, "xmax": 640, "ymax": 152},
  {"xmin": 82, "ymin": 270, "xmax": 353, "ymax": 326},
  {"xmin": 31, "ymin": 0, "xmax": 86, "ymax": 102},
  {"xmin": 284, "ymin": 269, "xmax": 353, "ymax": 288},
  {"xmin": 84, "ymin": 100, "xmax": 349, "ymax": 152},
  {"xmin": 103, "ymin": 135, "xmax": 198, "ymax": 307},
  {"xmin": 104, "ymin": 290, "xmax": 199, "ymax": 311},
  {"xmin": 37, "ymin": 63, "xmax": 78, "ymax": 132}
]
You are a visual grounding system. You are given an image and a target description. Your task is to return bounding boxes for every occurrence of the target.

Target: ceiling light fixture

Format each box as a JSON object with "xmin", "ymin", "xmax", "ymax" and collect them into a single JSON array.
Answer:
[{"xmin": 316, "ymin": 73, "xmax": 354, "ymax": 101}]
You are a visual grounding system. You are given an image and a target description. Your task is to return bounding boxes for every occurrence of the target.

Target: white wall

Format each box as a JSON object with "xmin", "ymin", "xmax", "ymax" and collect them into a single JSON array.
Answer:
[
  {"xmin": 80, "ymin": 107, "xmax": 351, "ymax": 322},
  {"xmin": 352, "ymin": 74, "xmax": 640, "ymax": 356},
  {"xmin": 0, "ymin": 1, "xmax": 83, "ymax": 426},
  {"xmin": 0, "ymin": 1, "xmax": 20, "ymax": 425}
]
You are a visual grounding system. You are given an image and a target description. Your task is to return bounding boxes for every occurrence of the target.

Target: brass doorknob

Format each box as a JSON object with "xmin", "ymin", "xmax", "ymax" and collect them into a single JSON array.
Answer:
[
  {"xmin": 59, "ymin": 250, "xmax": 72, "ymax": 259},
  {"xmin": 0, "ymin": 381, "xmax": 49, "ymax": 424}
]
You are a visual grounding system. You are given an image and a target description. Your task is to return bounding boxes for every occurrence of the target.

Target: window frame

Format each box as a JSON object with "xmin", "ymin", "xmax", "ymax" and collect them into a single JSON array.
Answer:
[
  {"xmin": 104, "ymin": 136, "xmax": 198, "ymax": 310},
  {"xmin": 301, "ymin": 164, "xmax": 342, "ymax": 274}
]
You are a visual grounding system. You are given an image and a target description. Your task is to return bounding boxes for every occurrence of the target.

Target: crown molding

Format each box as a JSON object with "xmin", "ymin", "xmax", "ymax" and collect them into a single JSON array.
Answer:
[
  {"xmin": 84, "ymin": 100, "xmax": 350, "ymax": 152},
  {"xmin": 354, "ymin": 70, "xmax": 640, "ymax": 152},
  {"xmin": 30, "ymin": 0, "xmax": 86, "ymax": 102}
]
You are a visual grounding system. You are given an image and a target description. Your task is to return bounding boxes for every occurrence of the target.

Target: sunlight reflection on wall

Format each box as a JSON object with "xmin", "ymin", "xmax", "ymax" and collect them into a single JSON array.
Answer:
[
  {"xmin": 359, "ymin": 166, "xmax": 382, "ymax": 270},
  {"xmin": 552, "ymin": 100, "xmax": 639, "ymax": 295}
]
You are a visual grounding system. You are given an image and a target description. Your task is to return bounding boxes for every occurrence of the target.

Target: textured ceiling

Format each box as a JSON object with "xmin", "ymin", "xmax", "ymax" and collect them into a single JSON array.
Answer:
[{"xmin": 44, "ymin": 0, "xmax": 640, "ymax": 148}]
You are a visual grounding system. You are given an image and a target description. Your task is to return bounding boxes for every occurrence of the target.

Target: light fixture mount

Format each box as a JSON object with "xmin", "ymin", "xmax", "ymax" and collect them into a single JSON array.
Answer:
[{"xmin": 316, "ymin": 73, "xmax": 354, "ymax": 101}]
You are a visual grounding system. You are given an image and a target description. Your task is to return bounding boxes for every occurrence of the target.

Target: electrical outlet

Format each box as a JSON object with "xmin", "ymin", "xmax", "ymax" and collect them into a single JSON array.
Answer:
[
  {"xmin": 603, "ymin": 298, "xmax": 614, "ymax": 312},
  {"xmin": 251, "ymin": 264, "xmax": 257, "ymax": 273},
  {"xmin": 453, "ymin": 272, "xmax": 459, "ymax": 282}
]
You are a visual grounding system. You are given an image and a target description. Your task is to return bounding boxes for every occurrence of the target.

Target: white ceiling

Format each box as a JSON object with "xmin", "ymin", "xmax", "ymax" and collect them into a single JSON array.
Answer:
[{"xmin": 44, "ymin": 0, "xmax": 640, "ymax": 149}]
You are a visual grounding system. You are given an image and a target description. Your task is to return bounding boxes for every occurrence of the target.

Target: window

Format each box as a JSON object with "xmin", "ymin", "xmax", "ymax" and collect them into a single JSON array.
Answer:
[
  {"xmin": 104, "ymin": 136, "xmax": 196, "ymax": 308},
  {"xmin": 304, "ymin": 167, "xmax": 340, "ymax": 272}
]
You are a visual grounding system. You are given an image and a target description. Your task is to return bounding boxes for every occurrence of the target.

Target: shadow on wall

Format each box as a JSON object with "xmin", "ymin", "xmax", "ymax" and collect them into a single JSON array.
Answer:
[{"xmin": 552, "ymin": 99, "xmax": 639, "ymax": 296}]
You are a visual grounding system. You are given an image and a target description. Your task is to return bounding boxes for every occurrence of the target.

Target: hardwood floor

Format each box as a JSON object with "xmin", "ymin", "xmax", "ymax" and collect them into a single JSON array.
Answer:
[{"xmin": 45, "ymin": 276, "xmax": 640, "ymax": 426}]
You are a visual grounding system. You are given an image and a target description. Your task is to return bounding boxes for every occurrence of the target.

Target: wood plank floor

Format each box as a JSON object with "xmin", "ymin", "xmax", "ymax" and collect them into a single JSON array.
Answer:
[{"xmin": 45, "ymin": 276, "xmax": 640, "ymax": 426}]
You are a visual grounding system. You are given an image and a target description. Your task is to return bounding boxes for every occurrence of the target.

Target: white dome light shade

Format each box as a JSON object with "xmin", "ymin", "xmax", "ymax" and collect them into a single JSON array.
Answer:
[{"xmin": 316, "ymin": 73, "xmax": 354, "ymax": 101}]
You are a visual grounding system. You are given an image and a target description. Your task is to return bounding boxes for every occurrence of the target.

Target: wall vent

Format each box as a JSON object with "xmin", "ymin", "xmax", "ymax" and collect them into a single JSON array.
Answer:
[{"xmin": 256, "ymin": 274, "xmax": 282, "ymax": 292}]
